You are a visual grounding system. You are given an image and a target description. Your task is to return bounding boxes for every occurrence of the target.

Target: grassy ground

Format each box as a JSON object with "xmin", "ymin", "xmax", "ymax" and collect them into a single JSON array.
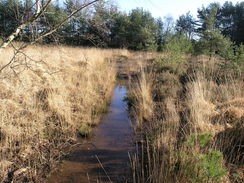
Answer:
[
  {"xmin": 0, "ymin": 45, "xmax": 158, "ymax": 182},
  {"xmin": 128, "ymin": 55, "xmax": 244, "ymax": 183},
  {"xmin": 2, "ymin": 44, "xmax": 242, "ymax": 183},
  {"xmin": 0, "ymin": 45, "xmax": 120, "ymax": 182}
]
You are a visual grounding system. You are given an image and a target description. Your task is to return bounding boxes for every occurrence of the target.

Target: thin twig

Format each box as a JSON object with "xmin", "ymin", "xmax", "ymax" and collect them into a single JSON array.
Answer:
[{"xmin": 95, "ymin": 155, "xmax": 113, "ymax": 183}]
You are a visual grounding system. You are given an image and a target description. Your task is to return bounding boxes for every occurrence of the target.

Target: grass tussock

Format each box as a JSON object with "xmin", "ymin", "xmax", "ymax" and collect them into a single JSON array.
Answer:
[
  {"xmin": 128, "ymin": 56, "xmax": 244, "ymax": 183},
  {"xmin": 128, "ymin": 71, "xmax": 154, "ymax": 125},
  {"xmin": 0, "ymin": 45, "xmax": 118, "ymax": 182}
]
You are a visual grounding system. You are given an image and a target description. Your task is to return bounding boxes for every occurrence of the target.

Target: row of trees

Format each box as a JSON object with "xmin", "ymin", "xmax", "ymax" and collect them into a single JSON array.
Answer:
[{"xmin": 0, "ymin": 0, "xmax": 243, "ymax": 53}]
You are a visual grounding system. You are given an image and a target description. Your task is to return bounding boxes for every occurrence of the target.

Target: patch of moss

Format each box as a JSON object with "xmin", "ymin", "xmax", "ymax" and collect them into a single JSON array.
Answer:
[{"xmin": 79, "ymin": 124, "xmax": 91, "ymax": 137}]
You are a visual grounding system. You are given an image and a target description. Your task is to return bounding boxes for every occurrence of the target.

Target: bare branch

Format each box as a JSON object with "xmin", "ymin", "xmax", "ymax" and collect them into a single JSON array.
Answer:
[
  {"xmin": 34, "ymin": 0, "xmax": 100, "ymax": 43},
  {"xmin": 0, "ymin": 0, "xmax": 52, "ymax": 51},
  {"xmin": 0, "ymin": 0, "xmax": 100, "ymax": 74}
]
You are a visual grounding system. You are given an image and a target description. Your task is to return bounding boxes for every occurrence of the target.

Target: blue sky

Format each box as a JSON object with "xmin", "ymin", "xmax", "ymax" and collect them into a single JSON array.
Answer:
[{"xmin": 116, "ymin": 0, "xmax": 241, "ymax": 19}]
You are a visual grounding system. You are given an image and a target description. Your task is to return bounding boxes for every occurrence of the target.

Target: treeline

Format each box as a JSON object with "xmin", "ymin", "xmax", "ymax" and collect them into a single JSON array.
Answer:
[{"xmin": 0, "ymin": 0, "xmax": 243, "ymax": 53}]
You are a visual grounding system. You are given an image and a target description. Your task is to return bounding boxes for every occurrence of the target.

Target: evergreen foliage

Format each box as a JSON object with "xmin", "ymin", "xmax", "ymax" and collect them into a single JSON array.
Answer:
[{"xmin": 0, "ymin": 0, "xmax": 243, "ymax": 54}]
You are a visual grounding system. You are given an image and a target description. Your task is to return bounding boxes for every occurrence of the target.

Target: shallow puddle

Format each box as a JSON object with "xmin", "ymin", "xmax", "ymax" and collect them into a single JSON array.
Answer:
[{"xmin": 47, "ymin": 86, "xmax": 134, "ymax": 183}]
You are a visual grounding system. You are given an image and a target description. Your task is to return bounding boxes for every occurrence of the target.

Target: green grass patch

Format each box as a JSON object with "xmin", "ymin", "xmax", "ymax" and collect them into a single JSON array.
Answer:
[{"xmin": 79, "ymin": 123, "xmax": 91, "ymax": 137}]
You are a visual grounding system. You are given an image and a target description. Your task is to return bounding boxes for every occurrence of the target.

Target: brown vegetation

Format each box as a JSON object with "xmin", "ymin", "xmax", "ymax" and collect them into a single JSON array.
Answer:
[
  {"xmin": 128, "ymin": 56, "xmax": 244, "ymax": 183},
  {"xmin": 0, "ymin": 45, "xmax": 118, "ymax": 182},
  {"xmin": 0, "ymin": 44, "xmax": 159, "ymax": 182}
]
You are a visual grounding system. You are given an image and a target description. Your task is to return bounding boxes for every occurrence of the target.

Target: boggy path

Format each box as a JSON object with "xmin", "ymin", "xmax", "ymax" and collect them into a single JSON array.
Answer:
[{"xmin": 47, "ymin": 86, "xmax": 134, "ymax": 183}]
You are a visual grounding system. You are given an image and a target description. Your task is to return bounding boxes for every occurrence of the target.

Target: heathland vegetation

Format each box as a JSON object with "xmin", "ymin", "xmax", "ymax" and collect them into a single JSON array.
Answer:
[
  {"xmin": 0, "ymin": 0, "xmax": 243, "ymax": 182},
  {"xmin": 128, "ymin": 55, "xmax": 243, "ymax": 183},
  {"xmin": 0, "ymin": 45, "xmax": 118, "ymax": 182}
]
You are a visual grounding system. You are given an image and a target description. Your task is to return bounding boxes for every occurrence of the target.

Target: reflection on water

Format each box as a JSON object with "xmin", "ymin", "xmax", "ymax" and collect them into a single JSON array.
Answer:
[{"xmin": 47, "ymin": 86, "xmax": 134, "ymax": 183}]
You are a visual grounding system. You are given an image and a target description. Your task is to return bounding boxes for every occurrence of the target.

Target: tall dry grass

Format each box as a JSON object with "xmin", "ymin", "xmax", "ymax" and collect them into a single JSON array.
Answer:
[
  {"xmin": 187, "ymin": 73, "xmax": 244, "ymax": 133},
  {"xmin": 128, "ymin": 70, "xmax": 154, "ymax": 125},
  {"xmin": 0, "ymin": 45, "xmax": 119, "ymax": 182},
  {"xmin": 129, "ymin": 56, "xmax": 244, "ymax": 183}
]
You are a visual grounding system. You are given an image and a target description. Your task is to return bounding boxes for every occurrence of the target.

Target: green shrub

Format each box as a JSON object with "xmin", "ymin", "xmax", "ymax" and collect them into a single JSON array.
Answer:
[
  {"xmin": 165, "ymin": 35, "xmax": 193, "ymax": 53},
  {"xmin": 186, "ymin": 133, "xmax": 213, "ymax": 148},
  {"xmin": 199, "ymin": 150, "xmax": 227, "ymax": 181},
  {"xmin": 155, "ymin": 34, "xmax": 193, "ymax": 66},
  {"xmin": 158, "ymin": 34, "xmax": 193, "ymax": 65},
  {"xmin": 217, "ymin": 44, "xmax": 244, "ymax": 71},
  {"xmin": 231, "ymin": 44, "xmax": 244, "ymax": 70},
  {"xmin": 178, "ymin": 149, "xmax": 227, "ymax": 182},
  {"xmin": 179, "ymin": 133, "xmax": 227, "ymax": 182},
  {"xmin": 195, "ymin": 29, "xmax": 233, "ymax": 58}
]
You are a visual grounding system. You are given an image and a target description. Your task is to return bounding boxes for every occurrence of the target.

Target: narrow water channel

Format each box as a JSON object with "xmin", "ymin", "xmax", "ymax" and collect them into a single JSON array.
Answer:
[{"xmin": 47, "ymin": 85, "xmax": 134, "ymax": 183}]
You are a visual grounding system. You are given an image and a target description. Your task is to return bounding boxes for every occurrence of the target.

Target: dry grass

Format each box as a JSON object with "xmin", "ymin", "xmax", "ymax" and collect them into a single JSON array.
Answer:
[
  {"xmin": 0, "ymin": 45, "xmax": 120, "ymax": 182},
  {"xmin": 129, "ymin": 56, "xmax": 244, "ymax": 183},
  {"xmin": 115, "ymin": 50, "xmax": 161, "ymax": 79},
  {"xmin": 187, "ymin": 71, "xmax": 244, "ymax": 133},
  {"xmin": 128, "ymin": 71, "xmax": 154, "ymax": 125},
  {"xmin": 185, "ymin": 68, "xmax": 244, "ymax": 182}
]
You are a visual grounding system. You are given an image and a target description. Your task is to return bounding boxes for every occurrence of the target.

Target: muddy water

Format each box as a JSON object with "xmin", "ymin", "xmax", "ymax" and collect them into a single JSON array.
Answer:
[{"xmin": 47, "ymin": 86, "xmax": 134, "ymax": 183}]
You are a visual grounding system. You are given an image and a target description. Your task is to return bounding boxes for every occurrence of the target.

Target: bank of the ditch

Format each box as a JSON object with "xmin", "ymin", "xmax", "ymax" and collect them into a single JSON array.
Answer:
[
  {"xmin": 127, "ymin": 57, "xmax": 244, "ymax": 183},
  {"xmin": 47, "ymin": 85, "xmax": 134, "ymax": 183},
  {"xmin": 0, "ymin": 46, "xmax": 158, "ymax": 182}
]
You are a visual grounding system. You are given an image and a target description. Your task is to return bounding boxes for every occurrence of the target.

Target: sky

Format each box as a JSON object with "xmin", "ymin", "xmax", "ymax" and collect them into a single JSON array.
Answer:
[{"xmin": 116, "ymin": 0, "xmax": 242, "ymax": 19}]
